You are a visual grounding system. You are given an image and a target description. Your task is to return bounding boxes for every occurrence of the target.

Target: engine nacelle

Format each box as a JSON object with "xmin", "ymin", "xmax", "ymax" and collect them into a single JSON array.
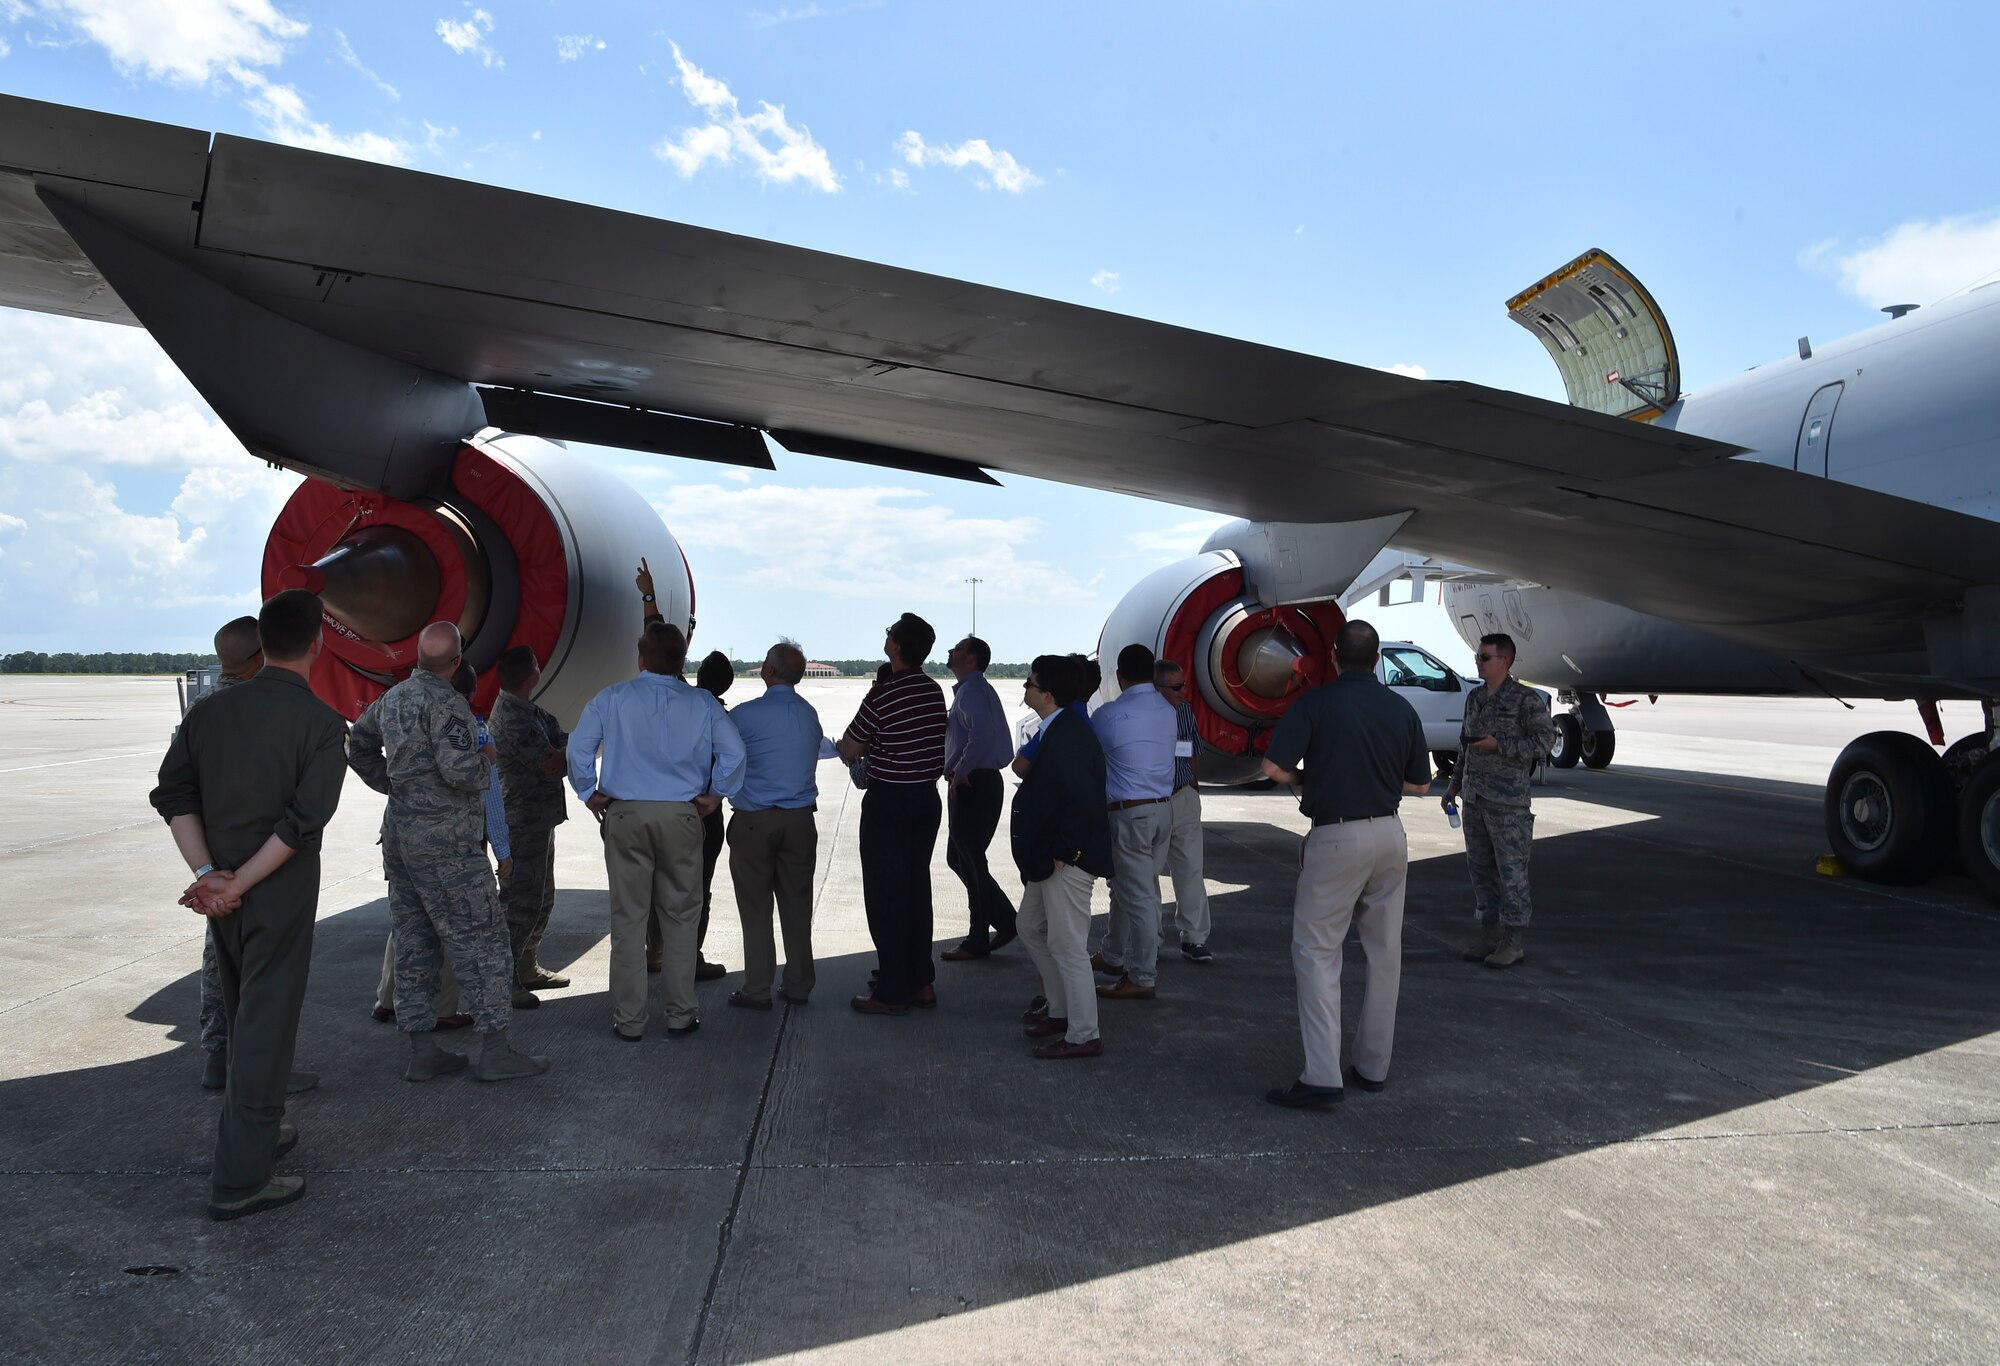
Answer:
[
  {"xmin": 262, "ymin": 430, "xmax": 692, "ymax": 726},
  {"xmin": 1098, "ymin": 551, "xmax": 1346, "ymax": 785}
]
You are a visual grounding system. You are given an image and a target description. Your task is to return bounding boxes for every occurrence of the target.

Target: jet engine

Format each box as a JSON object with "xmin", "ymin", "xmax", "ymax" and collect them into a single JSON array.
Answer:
[
  {"xmin": 261, "ymin": 430, "xmax": 692, "ymax": 726},
  {"xmin": 1097, "ymin": 551, "xmax": 1346, "ymax": 785}
]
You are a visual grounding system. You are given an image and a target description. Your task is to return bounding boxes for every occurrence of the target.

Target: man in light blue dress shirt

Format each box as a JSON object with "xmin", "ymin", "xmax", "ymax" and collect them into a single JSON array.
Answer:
[
  {"xmin": 570, "ymin": 622, "xmax": 745, "ymax": 1040},
  {"xmin": 941, "ymin": 635, "xmax": 1019, "ymax": 960},
  {"xmin": 1090, "ymin": 642, "xmax": 1178, "ymax": 1000},
  {"xmin": 724, "ymin": 640, "xmax": 835, "ymax": 1009}
]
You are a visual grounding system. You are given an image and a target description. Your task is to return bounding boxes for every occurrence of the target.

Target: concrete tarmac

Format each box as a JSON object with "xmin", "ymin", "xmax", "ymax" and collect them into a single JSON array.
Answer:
[{"xmin": 1, "ymin": 676, "xmax": 1996, "ymax": 1363}]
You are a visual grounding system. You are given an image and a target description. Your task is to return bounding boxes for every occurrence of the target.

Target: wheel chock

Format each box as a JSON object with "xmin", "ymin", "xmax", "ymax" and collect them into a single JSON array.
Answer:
[{"xmin": 1814, "ymin": 855, "xmax": 1849, "ymax": 877}]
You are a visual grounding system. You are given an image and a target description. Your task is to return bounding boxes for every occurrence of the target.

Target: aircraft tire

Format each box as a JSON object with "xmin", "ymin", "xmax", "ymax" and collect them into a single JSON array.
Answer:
[
  {"xmin": 1824, "ymin": 731, "xmax": 1954, "ymax": 885},
  {"xmin": 1580, "ymin": 726, "xmax": 1616, "ymax": 770},
  {"xmin": 1953, "ymin": 755, "xmax": 2000, "ymax": 906},
  {"xmin": 1551, "ymin": 714, "xmax": 1582, "ymax": 769}
]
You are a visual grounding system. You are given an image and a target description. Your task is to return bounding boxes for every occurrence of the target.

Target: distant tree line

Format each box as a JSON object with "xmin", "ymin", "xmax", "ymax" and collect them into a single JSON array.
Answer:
[
  {"xmin": 0, "ymin": 650, "xmax": 1038, "ymax": 679},
  {"xmin": 723, "ymin": 658, "xmax": 1032, "ymax": 679},
  {"xmin": 1, "ymin": 652, "xmax": 216, "ymax": 675}
]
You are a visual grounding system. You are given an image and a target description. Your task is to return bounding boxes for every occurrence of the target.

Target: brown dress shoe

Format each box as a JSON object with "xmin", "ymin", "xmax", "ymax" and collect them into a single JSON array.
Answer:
[
  {"xmin": 912, "ymin": 984, "xmax": 937, "ymax": 1009},
  {"xmin": 1024, "ymin": 1015, "xmax": 1069, "ymax": 1038},
  {"xmin": 1032, "ymin": 1037, "xmax": 1103, "ymax": 1060},
  {"xmin": 1089, "ymin": 951, "xmax": 1121, "ymax": 975},
  {"xmin": 850, "ymin": 993, "xmax": 910, "ymax": 1016},
  {"xmin": 434, "ymin": 1013, "xmax": 474, "ymax": 1031},
  {"xmin": 1020, "ymin": 995, "xmax": 1049, "ymax": 1025},
  {"xmin": 1096, "ymin": 975, "xmax": 1156, "ymax": 1000}
]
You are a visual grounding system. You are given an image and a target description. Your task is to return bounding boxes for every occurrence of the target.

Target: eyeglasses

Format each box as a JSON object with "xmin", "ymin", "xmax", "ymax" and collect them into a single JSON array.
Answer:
[
  {"xmin": 1024, "ymin": 679, "xmax": 1043, "ymax": 692},
  {"xmin": 1159, "ymin": 682, "xmax": 1185, "ymax": 692}
]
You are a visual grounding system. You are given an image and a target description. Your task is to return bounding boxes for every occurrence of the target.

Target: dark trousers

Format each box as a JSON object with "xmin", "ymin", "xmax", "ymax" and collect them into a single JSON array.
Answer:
[
  {"xmin": 859, "ymin": 780, "xmax": 942, "ymax": 1004},
  {"xmin": 649, "ymin": 806, "xmax": 725, "ymax": 959},
  {"xmin": 947, "ymin": 768, "xmax": 1016, "ymax": 949},
  {"xmin": 207, "ymin": 856, "xmax": 319, "ymax": 1202}
]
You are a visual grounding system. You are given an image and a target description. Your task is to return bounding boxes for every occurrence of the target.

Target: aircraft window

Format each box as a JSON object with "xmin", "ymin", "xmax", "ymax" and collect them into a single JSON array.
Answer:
[{"xmin": 1383, "ymin": 647, "xmax": 1458, "ymax": 692}]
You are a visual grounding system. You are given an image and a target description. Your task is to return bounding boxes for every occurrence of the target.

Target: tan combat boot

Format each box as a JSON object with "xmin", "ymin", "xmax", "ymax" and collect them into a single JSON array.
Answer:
[
  {"xmin": 1484, "ymin": 928, "xmax": 1527, "ymax": 968},
  {"xmin": 1461, "ymin": 922, "xmax": 1501, "ymax": 962}
]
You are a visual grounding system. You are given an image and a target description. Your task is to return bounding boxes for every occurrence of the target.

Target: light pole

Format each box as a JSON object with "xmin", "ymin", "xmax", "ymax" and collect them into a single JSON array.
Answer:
[{"xmin": 965, "ymin": 577, "xmax": 983, "ymax": 637}]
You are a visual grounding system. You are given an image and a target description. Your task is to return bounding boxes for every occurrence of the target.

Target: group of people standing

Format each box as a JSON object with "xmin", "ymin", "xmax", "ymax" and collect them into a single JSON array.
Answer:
[{"xmin": 152, "ymin": 575, "xmax": 1552, "ymax": 1219}]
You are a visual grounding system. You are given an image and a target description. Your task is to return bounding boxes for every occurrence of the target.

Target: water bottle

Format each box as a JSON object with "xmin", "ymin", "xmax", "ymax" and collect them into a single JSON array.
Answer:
[{"xmin": 1444, "ymin": 797, "xmax": 1461, "ymax": 829}]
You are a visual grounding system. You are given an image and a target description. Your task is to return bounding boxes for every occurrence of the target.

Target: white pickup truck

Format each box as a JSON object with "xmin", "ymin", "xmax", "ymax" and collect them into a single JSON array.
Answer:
[{"xmin": 1374, "ymin": 639, "xmax": 1475, "ymax": 775}]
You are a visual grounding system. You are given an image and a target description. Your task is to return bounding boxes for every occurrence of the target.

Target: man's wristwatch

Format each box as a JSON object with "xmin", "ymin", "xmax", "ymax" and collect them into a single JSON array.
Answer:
[
  {"xmin": 641, "ymin": 593, "xmax": 656, "ymax": 603},
  {"xmin": 193, "ymin": 863, "xmax": 216, "ymax": 879}
]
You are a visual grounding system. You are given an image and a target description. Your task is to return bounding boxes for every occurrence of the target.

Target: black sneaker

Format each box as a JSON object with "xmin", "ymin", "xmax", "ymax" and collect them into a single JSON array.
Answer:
[{"xmin": 1180, "ymin": 941, "xmax": 1215, "ymax": 964}]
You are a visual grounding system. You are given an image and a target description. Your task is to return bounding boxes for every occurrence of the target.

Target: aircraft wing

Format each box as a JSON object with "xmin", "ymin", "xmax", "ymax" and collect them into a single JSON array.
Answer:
[{"xmin": 3, "ymin": 95, "xmax": 1996, "ymax": 666}]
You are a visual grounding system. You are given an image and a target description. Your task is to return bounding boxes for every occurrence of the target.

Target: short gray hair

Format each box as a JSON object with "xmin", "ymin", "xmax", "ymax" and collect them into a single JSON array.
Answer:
[{"xmin": 765, "ymin": 638, "xmax": 806, "ymax": 685}]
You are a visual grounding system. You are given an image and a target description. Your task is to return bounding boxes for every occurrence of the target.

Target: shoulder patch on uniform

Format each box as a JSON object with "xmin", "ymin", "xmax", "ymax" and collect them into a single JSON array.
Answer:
[{"xmin": 443, "ymin": 716, "xmax": 473, "ymax": 751}]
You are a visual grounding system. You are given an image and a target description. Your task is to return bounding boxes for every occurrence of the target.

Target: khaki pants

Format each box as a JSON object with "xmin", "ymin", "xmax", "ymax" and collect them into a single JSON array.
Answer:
[
  {"xmin": 727, "ymin": 805, "xmax": 818, "ymax": 1003},
  {"xmin": 1102, "ymin": 803, "xmax": 1170, "ymax": 986},
  {"xmin": 1018, "ymin": 862, "xmax": 1099, "ymax": 1044},
  {"xmin": 604, "ymin": 800, "xmax": 704, "ymax": 1033},
  {"xmin": 376, "ymin": 932, "xmax": 458, "ymax": 1016},
  {"xmin": 1164, "ymin": 784, "xmax": 1209, "ymax": 944},
  {"xmin": 1292, "ymin": 817, "xmax": 1406, "ymax": 1088}
]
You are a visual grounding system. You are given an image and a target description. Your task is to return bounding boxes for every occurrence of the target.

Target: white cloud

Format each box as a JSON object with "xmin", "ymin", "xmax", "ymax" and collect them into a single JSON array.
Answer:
[
  {"xmin": 32, "ymin": 0, "xmax": 306, "ymax": 84},
  {"xmin": 0, "ymin": 36, "xmax": 10, "ymax": 58},
  {"xmin": 555, "ymin": 33, "xmax": 603, "ymax": 61},
  {"xmin": 750, "ymin": 3, "xmax": 823, "ymax": 26},
  {"xmin": 654, "ymin": 42, "xmax": 841, "ymax": 193},
  {"xmin": 895, "ymin": 131, "xmax": 1039, "ymax": 193},
  {"xmin": 1090, "ymin": 269, "xmax": 1121, "ymax": 295},
  {"xmin": 231, "ymin": 66, "xmax": 413, "ymax": 164},
  {"xmin": 876, "ymin": 167, "xmax": 910, "ymax": 191},
  {"xmin": 1125, "ymin": 516, "xmax": 1230, "ymax": 558},
  {"xmin": 422, "ymin": 120, "xmax": 456, "ymax": 155},
  {"xmin": 1805, "ymin": 211, "xmax": 2000, "ymax": 305},
  {"xmin": 334, "ymin": 27, "xmax": 397, "ymax": 99},
  {"xmin": 436, "ymin": 6, "xmax": 500, "ymax": 68},
  {"xmin": 0, "ymin": 314, "xmax": 303, "ymax": 647},
  {"xmin": 1379, "ymin": 362, "xmax": 1427, "ymax": 380},
  {"xmin": 649, "ymin": 482, "xmax": 1095, "ymax": 602},
  {"xmin": 749, "ymin": 1, "xmax": 884, "ymax": 28}
]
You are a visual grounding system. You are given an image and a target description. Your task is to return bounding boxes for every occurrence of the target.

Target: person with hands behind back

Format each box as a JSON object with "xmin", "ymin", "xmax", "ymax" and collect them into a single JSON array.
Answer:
[{"xmin": 151, "ymin": 589, "xmax": 348, "ymax": 1221}]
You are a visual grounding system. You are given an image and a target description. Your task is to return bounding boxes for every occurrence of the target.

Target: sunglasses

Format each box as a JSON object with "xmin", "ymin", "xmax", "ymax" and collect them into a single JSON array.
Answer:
[{"xmin": 1475, "ymin": 653, "xmax": 1503, "ymax": 663}]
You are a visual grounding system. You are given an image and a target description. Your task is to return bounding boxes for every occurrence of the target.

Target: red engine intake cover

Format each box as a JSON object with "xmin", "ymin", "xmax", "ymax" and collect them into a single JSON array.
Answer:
[{"xmin": 261, "ymin": 446, "xmax": 570, "ymax": 719}]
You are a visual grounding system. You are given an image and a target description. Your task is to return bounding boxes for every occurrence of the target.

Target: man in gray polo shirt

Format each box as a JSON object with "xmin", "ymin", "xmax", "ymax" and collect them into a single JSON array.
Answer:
[{"xmin": 1259, "ymin": 619, "xmax": 1431, "ymax": 1109}]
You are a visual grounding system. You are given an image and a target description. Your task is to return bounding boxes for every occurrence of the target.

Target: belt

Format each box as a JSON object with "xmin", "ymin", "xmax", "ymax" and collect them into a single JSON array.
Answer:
[
  {"xmin": 1107, "ymin": 796, "xmax": 1170, "ymax": 811},
  {"xmin": 1312, "ymin": 812, "xmax": 1395, "ymax": 826}
]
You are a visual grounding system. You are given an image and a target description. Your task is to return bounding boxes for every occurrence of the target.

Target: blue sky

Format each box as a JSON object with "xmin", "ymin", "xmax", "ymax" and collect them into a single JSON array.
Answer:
[{"xmin": 3, "ymin": 2, "xmax": 1998, "ymax": 668}]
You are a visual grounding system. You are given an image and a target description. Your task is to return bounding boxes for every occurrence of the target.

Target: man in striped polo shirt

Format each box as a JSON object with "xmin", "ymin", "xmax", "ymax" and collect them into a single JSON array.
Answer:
[{"xmin": 838, "ymin": 612, "xmax": 949, "ymax": 1015}]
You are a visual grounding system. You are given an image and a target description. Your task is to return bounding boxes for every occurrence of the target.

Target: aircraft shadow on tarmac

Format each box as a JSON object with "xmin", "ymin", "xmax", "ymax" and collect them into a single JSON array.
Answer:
[{"xmin": 4, "ymin": 763, "xmax": 1997, "ymax": 1362}]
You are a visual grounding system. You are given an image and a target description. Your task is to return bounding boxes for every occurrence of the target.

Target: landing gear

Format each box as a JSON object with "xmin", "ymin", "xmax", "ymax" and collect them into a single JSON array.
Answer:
[
  {"xmin": 1823, "ymin": 731, "xmax": 1955, "ymax": 884},
  {"xmin": 1550, "ymin": 714, "xmax": 1581, "ymax": 769},
  {"xmin": 1552, "ymin": 692, "xmax": 1615, "ymax": 770},
  {"xmin": 1956, "ymin": 756, "xmax": 2000, "ymax": 904}
]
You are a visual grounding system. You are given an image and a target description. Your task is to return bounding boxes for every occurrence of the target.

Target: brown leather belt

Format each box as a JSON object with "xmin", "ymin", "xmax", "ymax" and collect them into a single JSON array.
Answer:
[{"xmin": 1107, "ymin": 796, "xmax": 1170, "ymax": 811}]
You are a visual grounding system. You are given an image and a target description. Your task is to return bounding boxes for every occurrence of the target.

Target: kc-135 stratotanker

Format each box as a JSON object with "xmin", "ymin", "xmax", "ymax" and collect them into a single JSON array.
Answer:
[{"xmin": 4, "ymin": 95, "xmax": 1997, "ymax": 900}]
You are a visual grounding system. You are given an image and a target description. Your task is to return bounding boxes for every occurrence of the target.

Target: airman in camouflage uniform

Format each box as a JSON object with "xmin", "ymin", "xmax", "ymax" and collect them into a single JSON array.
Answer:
[
  {"xmin": 1444, "ymin": 632, "xmax": 1555, "ymax": 968},
  {"xmin": 489, "ymin": 645, "xmax": 571, "ymax": 990},
  {"xmin": 347, "ymin": 622, "xmax": 548, "ymax": 1081}
]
